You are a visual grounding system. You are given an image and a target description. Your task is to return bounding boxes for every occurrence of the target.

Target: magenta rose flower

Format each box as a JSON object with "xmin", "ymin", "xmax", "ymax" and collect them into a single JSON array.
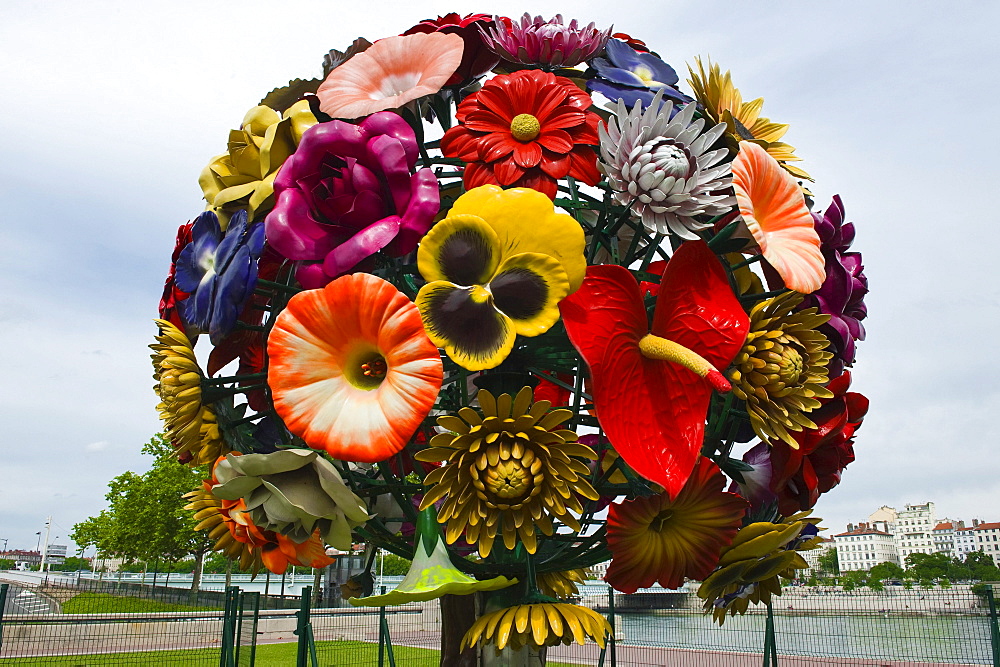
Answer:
[{"xmin": 265, "ymin": 112, "xmax": 440, "ymax": 289}]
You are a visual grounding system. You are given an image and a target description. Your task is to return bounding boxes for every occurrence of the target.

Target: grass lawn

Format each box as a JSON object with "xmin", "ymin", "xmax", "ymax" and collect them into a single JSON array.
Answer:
[
  {"xmin": 60, "ymin": 591, "xmax": 220, "ymax": 614},
  {"xmin": 0, "ymin": 640, "xmax": 588, "ymax": 665}
]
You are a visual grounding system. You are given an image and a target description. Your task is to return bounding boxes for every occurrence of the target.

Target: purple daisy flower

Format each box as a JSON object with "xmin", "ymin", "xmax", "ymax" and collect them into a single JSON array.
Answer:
[
  {"xmin": 174, "ymin": 209, "xmax": 265, "ymax": 345},
  {"xmin": 801, "ymin": 196, "xmax": 868, "ymax": 377},
  {"xmin": 587, "ymin": 38, "xmax": 692, "ymax": 109}
]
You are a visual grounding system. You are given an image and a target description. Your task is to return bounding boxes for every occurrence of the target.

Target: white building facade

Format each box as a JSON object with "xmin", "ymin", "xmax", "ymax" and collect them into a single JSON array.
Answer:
[
  {"xmin": 834, "ymin": 524, "xmax": 900, "ymax": 572},
  {"xmin": 895, "ymin": 502, "xmax": 936, "ymax": 563},
  {"xmin": 932, "ymin": 522, "xmax": 957, "ymax": 559},
  {"xmin": 955, "ymin": 522, "xmax": 981, "ymax": 558},
  {"xmin": 974, "ymin": 522, "xmax": 1000, "ymax": 567}
]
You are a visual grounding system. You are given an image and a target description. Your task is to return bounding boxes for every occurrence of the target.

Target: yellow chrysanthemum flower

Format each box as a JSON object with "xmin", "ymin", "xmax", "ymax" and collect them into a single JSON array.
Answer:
[
  {"xmin": 462, "ymin": 601, "xmax": 612, "ymax": 652},
  {"xmin": 729, "ymin": 293, "xmax": 834, "ymax": 447},
  {"xmin": 417, "ymin": 387, "xmax": 599, "ymax": 557},
  {"xmin": 698, "ymin": 512, "xmax": 824, "ymax": 624},
  {"xmin": 150, "ymin": 319, "xmax": 228, "ymax": 465},
  {"xmin": 538, "ymin": 568, "xmax": 586, "ymax": 600},
  {"xmin": 687, "ymin": 57, "xmax": 812, "ymax": 181}
]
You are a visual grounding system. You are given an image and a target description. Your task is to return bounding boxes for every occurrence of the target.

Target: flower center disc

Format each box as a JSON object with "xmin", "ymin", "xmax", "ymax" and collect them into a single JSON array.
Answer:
[
  {"xmin": 485, "ymin": 459, "xmax": 531, "ymax": 501},
  {"xmin": 346, "ymin": 351, "xmax": 388, "ymax": 391},
  {"xmin": 510, "ymin": 113, "xmax": 541, "ymax": 142},
  {"xmin": 650, "ymin": 509, "xmax": 674, "ymax": 533},
  {"xmin": 777, "ymin": 346, "xmax": 804, "ymax": 386}
]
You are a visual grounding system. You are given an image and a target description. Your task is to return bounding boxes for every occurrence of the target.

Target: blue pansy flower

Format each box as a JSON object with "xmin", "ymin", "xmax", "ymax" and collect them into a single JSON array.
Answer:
[
  {"xmin": 174, "ymin": 210, "xmax": 266, "ymax": 345},
  {"xmin": 587, "ymin": 39, "xmax": 693, "ymax": 110}
]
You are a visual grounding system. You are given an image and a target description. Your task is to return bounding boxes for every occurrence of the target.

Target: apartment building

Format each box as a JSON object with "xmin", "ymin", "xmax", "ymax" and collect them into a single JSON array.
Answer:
[
  {"xmin": 895, "ymin": 502, "xmax": 937, "ymax": 562},
  {"xmin": 834, "ymin": 524, "xmax": 900, "ymax": 572},
  {"xmin": 974, "ymin": 522, "xmax": 1000, "ymax": 567}
]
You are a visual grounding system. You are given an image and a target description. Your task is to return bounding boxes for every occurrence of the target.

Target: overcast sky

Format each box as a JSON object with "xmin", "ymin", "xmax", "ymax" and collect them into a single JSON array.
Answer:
[{"xmin": 1, "ymin": 1, "xmax": 997, "ymax": 556}]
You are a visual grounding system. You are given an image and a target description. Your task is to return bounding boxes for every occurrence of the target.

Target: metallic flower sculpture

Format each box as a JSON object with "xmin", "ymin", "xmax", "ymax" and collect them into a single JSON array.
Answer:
[
  {"xmin": 417, "ymin": 387, "xmax": 598, "ymax": 556},
  {"xmin": 153, "ymin": 14, "xmax": 871, "ymax": 656},
  {"xmin": 211, "ymin": 449, "xmax": 369, "ymax": 550}
]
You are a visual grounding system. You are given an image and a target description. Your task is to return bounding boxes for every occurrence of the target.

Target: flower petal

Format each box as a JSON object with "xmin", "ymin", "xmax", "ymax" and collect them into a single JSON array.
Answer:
[
  {"xmin": 489, "ymin": 252, "xmax": 570, "ymax": 337},
  {"xmin": 267, "ymin": 273, "xmax": 443, "ymax": 462},
  {"xmin": 416, "ymin": 281, "xmax": 515, "ymax": 371}
]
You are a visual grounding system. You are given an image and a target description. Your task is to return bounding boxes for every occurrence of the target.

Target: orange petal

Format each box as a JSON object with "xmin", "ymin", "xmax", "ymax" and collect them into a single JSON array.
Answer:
[
  {"xmin": 732, "ymin": 141, "xmax": 824, "ymax": 294},
  {"xmin": 267, "ymin": 273, "xmax": 443, "ymax": 462}
]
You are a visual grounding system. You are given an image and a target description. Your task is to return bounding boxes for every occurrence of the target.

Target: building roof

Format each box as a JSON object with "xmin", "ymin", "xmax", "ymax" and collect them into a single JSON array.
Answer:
[
  {"xmin": 933, "ymin": 522, "xmax": 954, "ymax": 531},
  {"xmin": 974, "ymin": 522, "xmax": 1000, "ymax": 531},
  {"xmin": 834, "ymin": 527, "xmax": 892, "ymax": 538}
]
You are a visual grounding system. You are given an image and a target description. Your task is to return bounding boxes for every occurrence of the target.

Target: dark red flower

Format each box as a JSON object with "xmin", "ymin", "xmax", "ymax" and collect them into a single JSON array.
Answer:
[
  {"xmin": 403, "ymin": 13, "xmax": 500, "ymax": 86},
  {"xmin": 768, "ymin": 371, "xmax": 869, "ymax": 516},
  {"xmin": 158, "ymin": 222, "xmax": 193, "ymax": 332},
  {"xmin": 441, "ymin": 69, "xmax": 601, "ymax": 200}
]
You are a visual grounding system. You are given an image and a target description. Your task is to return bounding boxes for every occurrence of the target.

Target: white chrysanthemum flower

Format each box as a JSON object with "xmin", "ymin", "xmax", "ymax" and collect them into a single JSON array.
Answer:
[{"xmin": 599, "ymin": 91, "xmax": 736, "ymax": 239}]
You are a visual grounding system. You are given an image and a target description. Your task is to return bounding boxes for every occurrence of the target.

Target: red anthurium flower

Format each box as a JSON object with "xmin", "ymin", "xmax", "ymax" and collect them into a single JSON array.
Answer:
[
  {"xmin": 769, "ymin": 371, "xmax": 868, "ymax": 516},
  {"xmin": 441, "ymin": 69, "xmax": 601, "ymax": 200},
  {"xmin": 560, "ymin": 240, "xmax": 750, "ymax": 497}
]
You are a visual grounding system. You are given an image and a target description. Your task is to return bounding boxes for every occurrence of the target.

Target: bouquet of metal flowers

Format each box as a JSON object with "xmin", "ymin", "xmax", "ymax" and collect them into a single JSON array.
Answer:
[{"xmin": 152, "ymin": 11, "xmax": 870, "ymax": 657}]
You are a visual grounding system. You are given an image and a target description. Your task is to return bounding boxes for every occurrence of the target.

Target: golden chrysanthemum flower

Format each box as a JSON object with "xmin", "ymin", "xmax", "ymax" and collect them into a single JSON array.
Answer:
[
  {"xmin": 538, "ymin": 568, "xmax": 586, "ymax": 600},
  {"xmin": 461, "ymin": 601, "xmax": 612, "ymax": 652},
  {"xmin": 417, "ymin": 387, "xmax": 599, "ymax": 557},
  {"xmin": 698, "ymin": 512, "xmax": 824, "ymax": 624},
  {"xmin": 729, "ymin": 293, "xmax": 834, "ymax": 447},
  {"xmin": 150, "ymin": 319, "xmax": 228, "ymax": 465},
  {"xmin": 687, "ymin": 57, "xmax": 811, "ymax": 181}
]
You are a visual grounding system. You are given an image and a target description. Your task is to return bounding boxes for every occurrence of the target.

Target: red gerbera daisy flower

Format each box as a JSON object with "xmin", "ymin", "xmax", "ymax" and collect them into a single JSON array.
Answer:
[{"xmin": 441, "ymin": 69, "xmax": 601, "ymax": 199}]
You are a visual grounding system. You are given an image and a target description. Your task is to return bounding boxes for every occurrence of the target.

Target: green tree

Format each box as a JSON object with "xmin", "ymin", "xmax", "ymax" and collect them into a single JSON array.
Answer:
[
  {"xmin": 964, "ymin": 551, "xmax": 1000, "ymax": 581},
  {"xmin": 379, "ymin": 552, "xmax": 412, "ymax": 576},
  {"xmin": 71, "ymin": 434, "xmax": 214, "ymax": 594},
  {"xmin": 0, "ymin": 558, "xmax": 14, "ymax": 569},
  {"xmin": 817, "ymin": 547, "xmax": 840, "ymax": 575},
  {"xmin": 868, "ymin": 561, "xmax": 905, "ymax": 585},
  {"xmin": 905, "ymin": 552, "xmax": 953, "ymax": 582},
  {"xmin": 841, "ymin": 570, "xmax": 867, "ymax": 591},
  {"xmin": 48, "ymin": 556, "xmax": 90, "ymax": 572}
]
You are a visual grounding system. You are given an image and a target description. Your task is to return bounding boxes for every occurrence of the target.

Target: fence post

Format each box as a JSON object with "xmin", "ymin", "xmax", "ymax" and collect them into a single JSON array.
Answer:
[
  {"xmin": 763, "ymin": 601, "xmax": 778, "ymax": 666},
  {"xmin": 986, "ymin": 586, "xmax": 1000, "ymax": 667},
  {"xmin": 0, "ymin": 583, "xmax": 8, "ymax": 652},
  {"xmin": 295, "ymin": 585, "xmax": 315, "ymax": 667},
  {"xmin": 220, "ymin": 585, "xmax": 240, "ymax": 667},
  {"xmin": 596, "ymin": 586, "xmax": 617, "ymax": 667}
]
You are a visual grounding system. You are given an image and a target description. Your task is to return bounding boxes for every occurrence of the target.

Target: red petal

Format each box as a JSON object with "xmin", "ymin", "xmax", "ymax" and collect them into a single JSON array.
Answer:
[
  {"xmin": 560, "ymin": 265, "xmax": 710, "ymax": 497},
  {"xmin": 539, "ymin": 151, "xmax": 571, "ymax": 179},
  {"xmin": 651, "ymin": 241, "xmax": 750, "ymax": 371},
  {"xmin": 493, "ymin": 158, "xmax": 525, "ymax": 185},
  {"xmin": 513, "ymin": 170, "xmax": 557, "ymax": 199},
  {"xmin": 567, "ymin": 148, "xmax": 601, "ymax": 185},
  {"xmin": 463, "ymin": 161, "xmax": 500, "ymax": 189},
  {"xmin": 513, "ymin": 141, "xmax": 542, "ymax": 168},
  {"xmin": 536, "ymin": 128, "xmax": 573, "ymax": 154},
  {"xmin": 479, "ymin": 132, "xmax": 516, "ymax": 162},
  {"xmin": 465, "ymin": 109, "xmax": 511, "ymax": 134}
]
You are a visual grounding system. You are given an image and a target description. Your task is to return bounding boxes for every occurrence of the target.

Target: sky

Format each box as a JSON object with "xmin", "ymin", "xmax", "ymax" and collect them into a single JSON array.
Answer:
[{"xmin": 1, "ymin": 1, "xmax": 998, "ymax": 556}]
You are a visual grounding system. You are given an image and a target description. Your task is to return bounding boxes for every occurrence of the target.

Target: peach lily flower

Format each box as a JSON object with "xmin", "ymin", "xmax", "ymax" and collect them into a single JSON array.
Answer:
[
  {"xmin": 267, "ymin": 273, "xmax": 443, "ymax": 462},
  {"xmin": 317, "ymin": 32, "xmax": 464, "ymax": 119},
  {"xmin": 732, "ymin": 141, "xmax": 824, "ymax": 294}
]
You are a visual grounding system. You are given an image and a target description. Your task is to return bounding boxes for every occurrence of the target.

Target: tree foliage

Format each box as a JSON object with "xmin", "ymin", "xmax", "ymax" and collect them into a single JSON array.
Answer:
[
  {"xmin": 71, "ymin": 434, "xmax": 213, "ymax": 568},
  {"xmin": 817, "ymin": 547, "xmax": 839, "ymax": 575}
]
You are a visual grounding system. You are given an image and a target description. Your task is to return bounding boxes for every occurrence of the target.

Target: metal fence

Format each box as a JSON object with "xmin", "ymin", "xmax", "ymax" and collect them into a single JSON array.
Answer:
[{"xmin": 1, "ymin": 578, "xmax": 999, "ymax": 666}]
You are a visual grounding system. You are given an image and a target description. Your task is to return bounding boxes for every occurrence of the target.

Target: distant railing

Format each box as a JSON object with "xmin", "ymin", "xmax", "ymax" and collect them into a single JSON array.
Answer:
[{"xmin": 1, "ymin": 578, "xmax": 998, "ymax": 666}]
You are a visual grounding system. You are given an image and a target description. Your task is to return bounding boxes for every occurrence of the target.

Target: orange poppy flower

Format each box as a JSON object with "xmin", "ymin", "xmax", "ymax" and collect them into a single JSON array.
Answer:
[
  {"xmin": 732, "ymin": 141, "xmax": 825, "ymax": 294},
  {"xmin": 267, "ymin": 273, "xmax": 443, "ymax": 462},
  {"xmin": 316, "ymin": 32, "xmax": 464, "ymax": 119}
]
